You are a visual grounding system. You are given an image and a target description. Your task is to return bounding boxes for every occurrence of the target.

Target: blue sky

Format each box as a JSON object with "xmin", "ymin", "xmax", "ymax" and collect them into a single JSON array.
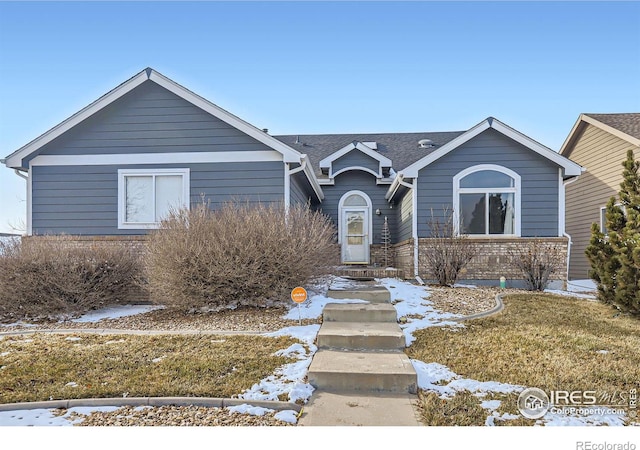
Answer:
[{"xmin": 0, "ymin": 1, "xmax": 639, "ymax": 233}]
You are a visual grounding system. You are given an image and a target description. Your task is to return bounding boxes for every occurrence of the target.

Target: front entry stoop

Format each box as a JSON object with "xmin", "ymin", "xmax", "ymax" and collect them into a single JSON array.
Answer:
[{"xmin": 301, "ymin": 283, "xmax": 420, "ymax": 426}]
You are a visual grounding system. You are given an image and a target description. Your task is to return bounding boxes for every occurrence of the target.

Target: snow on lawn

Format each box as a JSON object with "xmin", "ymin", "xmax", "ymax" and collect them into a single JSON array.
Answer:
[
  {"xmin": 567, "ymin": 279, "xmax": 597, "ymax": 293},
  {"xmin": 545, "ymin": 279, "xmax": 598, "ymax": 300},
  {"xmin": 0, "ymin": 406, "xmax": 119, "ymax": 426},
  {"xmin": 0, "ymin": 276, "xmax": 631, "ymax": 427},
  {"xmin": 412, "ymin": 356, "xmax": 632, "ymax": 426},
  {"xmin": 378, "ymin": 278, "xmax": 463, "ymax": 346},
  {"xmin": 239, "ymin": 324, "xmax": 320, "ymax": 406},
  {"xmin": 70, "ymin": 304, "xmax": 163, "ymax": 323}
]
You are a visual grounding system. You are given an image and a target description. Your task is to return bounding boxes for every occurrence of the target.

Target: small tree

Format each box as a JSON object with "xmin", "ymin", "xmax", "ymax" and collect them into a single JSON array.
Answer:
[
  {"xmin": 509, "ymin": 240, "xmax": 565, "ymax": 291},
  {"xmin": 586, "ymin": 150, "xmax": 640, "ymax": 315},
  {"xmin": 420, "ymin": 208, "xmax": 477, "ymax": 286}
]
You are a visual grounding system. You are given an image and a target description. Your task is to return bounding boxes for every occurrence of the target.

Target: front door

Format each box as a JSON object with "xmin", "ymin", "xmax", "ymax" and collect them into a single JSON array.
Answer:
[{"xmin": 342, "ymin": 209, "xmax": 369, "ymax": 264}]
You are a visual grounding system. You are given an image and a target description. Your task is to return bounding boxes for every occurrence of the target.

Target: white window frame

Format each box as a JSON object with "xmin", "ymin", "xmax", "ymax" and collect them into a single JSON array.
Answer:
[
  {"xmin": 453, "ymin": 164, "xmax": 521, "ymax": 237},
  {"xmin": 600, "ymin": 203, "xmax": 626, "ymax": 236},
  {"xmin": 118, "ymin": 168, "xmax": 190, "ymax": 229}
]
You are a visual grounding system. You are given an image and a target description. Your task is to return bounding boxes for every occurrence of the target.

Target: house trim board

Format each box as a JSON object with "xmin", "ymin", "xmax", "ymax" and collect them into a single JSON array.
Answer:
[
  {"xmin": 29, "ymin": 151, "xmax": 284, "ymax": 166},
  {"xmin": 5, "ymin": 68, "xmax": 307, "ymax": 168},
  {"xmin": 399, "ymin": 117, "xmax": 582, "ymax": 181},
  {"xmin": 560, "ymin": 114, "xmax": 640, "ymax": 156}
]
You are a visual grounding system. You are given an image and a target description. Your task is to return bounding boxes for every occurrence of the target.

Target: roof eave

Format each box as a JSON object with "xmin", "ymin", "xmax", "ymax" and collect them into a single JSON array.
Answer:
[
  {"xmin": 4, "ymin": 68, "xmax": 304, "ymax": 169},
  {"xmin": 561, "ymin": 114, "xmax": 640, "ymax": 157}
]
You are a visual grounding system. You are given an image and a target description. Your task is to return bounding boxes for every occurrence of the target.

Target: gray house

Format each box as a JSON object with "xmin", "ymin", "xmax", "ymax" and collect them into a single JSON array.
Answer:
[{"xmin": 2, "ymin": 68, "xmax": 582, "ymax": 287}]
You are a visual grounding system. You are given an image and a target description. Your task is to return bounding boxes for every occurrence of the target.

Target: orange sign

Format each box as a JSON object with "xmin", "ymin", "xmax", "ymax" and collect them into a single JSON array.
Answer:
[{"xmin": 291, "ymin": 287, "xmax": 308, "ymax": 304}]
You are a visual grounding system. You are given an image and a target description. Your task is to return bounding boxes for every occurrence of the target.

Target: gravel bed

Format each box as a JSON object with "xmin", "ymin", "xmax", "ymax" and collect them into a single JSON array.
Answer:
[
  {"xmin": 425, "ymin": 285, "xmax": 522, "ymax": 317},
  {"xmin": 70, "ymin": 405, "xmax": 293, "ymax": 426}
]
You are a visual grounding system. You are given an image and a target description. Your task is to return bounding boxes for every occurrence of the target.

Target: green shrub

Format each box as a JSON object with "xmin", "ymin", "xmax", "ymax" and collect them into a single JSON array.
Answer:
[
  {"xmin": 586, "ymin": 150, "xmax": 640, "ymax": 315},
  {"xmin": 0, "ymin": 236, "xmax": 144, "ymax": 322},
  {"xmin": 145, "ymin": 202, "xmax": 337, "ymax": 312}
]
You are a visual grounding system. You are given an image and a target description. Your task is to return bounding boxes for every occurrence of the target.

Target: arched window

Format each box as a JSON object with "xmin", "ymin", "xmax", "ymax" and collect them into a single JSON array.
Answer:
[{"xmin": 453, "ymin": 165, "xmax": 521, "ymax": 236}]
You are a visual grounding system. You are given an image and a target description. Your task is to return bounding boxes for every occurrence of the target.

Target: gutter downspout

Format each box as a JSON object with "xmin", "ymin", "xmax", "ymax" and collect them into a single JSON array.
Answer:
[
  {"xmin": 288, "ymin": 154, "xmax": 323, "ymax": 204},
  {"xmin": 289, "ymin": 154, "xmax": 307, "ymax": 175},
  {"xmin": 14, "ymin": 168, "xmax": 28, "ymax": 181},
  {"xmin": 562, "ymin": 174, "xmax": 581, "ymax": 285},
  {"xmin": 13, "ymin": 168, "xmax": 29, "ymax": 235}
]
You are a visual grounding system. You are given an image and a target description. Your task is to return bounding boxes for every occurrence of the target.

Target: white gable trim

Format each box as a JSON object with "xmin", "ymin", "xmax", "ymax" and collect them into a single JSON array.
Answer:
[
  {"xmin": 402, "ymin": 118, "xmax": 582, "ymax": 178},
  {"xmin": 5, "ymin": 68, "xmax": 304, "ymax": 167},
  {"xmin": 332, "ymin": 166, "xmax": 380, "ymax": 178},
  {"xmin": 5, "ymin": 70, "xmax": 149, "ymax": 169},
  {"xmin": 560, "ymin": 114, "xmax": 640, "ymax": 157},
  {"xmin": 319, "ymin": 141, "xmax": 392, "ymax": 180},
  {"xmin": 29, "ymin": 151, "xmax": 283, "ymax": 166},
  {"xmin": 148, "ymin": 71, "xmax": 302, "ymax": 163}
]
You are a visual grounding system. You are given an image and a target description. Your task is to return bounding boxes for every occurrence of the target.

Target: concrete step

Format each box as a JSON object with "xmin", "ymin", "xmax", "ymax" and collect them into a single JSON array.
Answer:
[
  {"xmin": 298, "ymin": 392, "xmax": 421, "ymax": 426},
  {"xmin": 323, "ymin": 303, "xmax": 398, "ymax": 323},
  {"xmin": 308, "ymin": 350, "xmax": 417, "ymax": 394},
  {"xmin": 326, "ymin": 286, "xmax": 391, "ymax": 303},
  {"xmin": 317, "ymin": 322, "xmax": 405, "ymax": 350}
]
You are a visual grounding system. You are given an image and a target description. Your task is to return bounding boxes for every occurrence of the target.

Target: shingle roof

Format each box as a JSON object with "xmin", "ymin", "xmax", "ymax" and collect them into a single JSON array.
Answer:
[
  {"xmin": 584, "ymin": 113, "xmax": 640, "ymax": 141},
  {"xmin": 274, "ymin": 131, "xmax": 465, "ymax": 178}
]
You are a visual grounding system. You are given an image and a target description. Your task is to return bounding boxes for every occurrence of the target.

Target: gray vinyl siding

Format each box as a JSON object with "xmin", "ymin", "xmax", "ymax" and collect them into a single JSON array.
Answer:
[
  {"xmin": 318, "ymin": 171, "xmax": 396, "ymax": 244},
  {"xmin": 31, "ymin": 162, "xmax": 284, "ymax": 235},
  {"xmin": 332, "ymin": 150, "xmax": 380, "ymax": 175},
  {"xmin": 396, "ymin": 188, "xmax": 413, "ymax": 242},
  {"xmin": 24, "ymin": 81, "xmax": 276, "ymax": 165},
  {"xmin": 416, "ymin": 128, "xmax": 560, "ymax": 238},
  {"xmin": 290, "ymin": 172, "xmax": 311, "ymax": 206}
]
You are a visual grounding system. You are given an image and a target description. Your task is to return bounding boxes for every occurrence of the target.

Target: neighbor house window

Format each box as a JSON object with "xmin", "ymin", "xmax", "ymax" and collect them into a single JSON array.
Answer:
[
  {"xmin": 600, "ymin": 204, "xmax": 626, "ymax": 236},
  {"xmin": 600, "ymin": 207, "xmax": 608, "ymax": 235},
  {"xmin": 118, "ymin": 169, "xmax": 190, "ymax": 229},
  {"xmin": 453, "ymin": 165, "xmax": 521, "ymax": 236}
]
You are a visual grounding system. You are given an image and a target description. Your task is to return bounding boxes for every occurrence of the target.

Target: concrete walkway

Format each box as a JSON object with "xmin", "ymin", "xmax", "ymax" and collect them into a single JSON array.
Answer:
[{"xmin": 299, "ymin": 281, "xmax": 422, "ymax": 426}]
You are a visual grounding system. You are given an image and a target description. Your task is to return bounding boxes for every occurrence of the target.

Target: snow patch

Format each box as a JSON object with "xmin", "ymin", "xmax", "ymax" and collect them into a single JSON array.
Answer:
[
  {"xmin": 70, "ymin": 304, "xmax": 163, "ymax": 323},
  {"xmin": 378, "ymin": 278, "xmax": 463, "ymax": 345}
]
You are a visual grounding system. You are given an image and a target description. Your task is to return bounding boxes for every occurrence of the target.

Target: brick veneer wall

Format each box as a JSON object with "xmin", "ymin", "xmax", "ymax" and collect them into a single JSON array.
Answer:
[
  {"xmin": 418, "ymin": 236, "xmax": 569, "ymax": 288},
  {"xmin": 393, "ymin": 239, "xmax": 414, "ymax": 278}
]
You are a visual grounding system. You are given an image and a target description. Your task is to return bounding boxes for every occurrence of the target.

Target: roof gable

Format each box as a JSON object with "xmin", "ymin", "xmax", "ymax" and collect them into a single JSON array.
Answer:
[
  {"xmin": 318, "ymin": 141, "xmax": 392, "ymax": 180},
  {"xmin": 560, "ymin": 113, "xmax": 640, "ymax": 158},
  {"xmin": 401, "ymin": 117, "xmax": 583, "ymax": 178},
  {"xmin": 4, "ymin": 68, "xmax": 303, "ymax": 169}
]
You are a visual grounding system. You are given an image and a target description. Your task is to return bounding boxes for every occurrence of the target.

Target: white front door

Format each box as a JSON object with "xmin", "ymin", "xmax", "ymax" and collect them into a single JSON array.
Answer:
[{"xmin": 341, "ymin": 208, "xmax": 370, "ymax": 264}]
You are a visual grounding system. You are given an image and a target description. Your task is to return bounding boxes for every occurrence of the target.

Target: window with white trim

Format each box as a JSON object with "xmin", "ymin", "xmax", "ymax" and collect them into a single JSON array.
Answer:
[
  {"xmin": 454, "ymin": 166, "xmax": 520, "ymax": 236},
  {"xmin": 118, "ymin": 169, "xmax": 190, "ymax": 229},
  {"xmin": 600, "ymin": 203, "xmax": 626, "ymax": 236}
]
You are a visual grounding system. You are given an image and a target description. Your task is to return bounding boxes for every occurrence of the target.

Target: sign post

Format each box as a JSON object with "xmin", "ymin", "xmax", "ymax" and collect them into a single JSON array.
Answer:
[{"xmin": 290, "ymin": 287, "xmax": 308, "ymax": 326}]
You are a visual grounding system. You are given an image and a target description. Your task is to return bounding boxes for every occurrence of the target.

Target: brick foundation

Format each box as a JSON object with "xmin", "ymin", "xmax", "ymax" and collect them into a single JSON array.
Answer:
[
  {"xmin": 418, "ymin": 236, "xmax": 568, "ymax": 289},
  {"xmin": 392, "ymin": 240, "xmax": 414, "ymax": 279}
]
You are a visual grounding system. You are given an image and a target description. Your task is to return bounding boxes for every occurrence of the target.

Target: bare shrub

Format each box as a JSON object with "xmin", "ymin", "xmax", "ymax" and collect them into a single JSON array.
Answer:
[
  {"xmin": 420, "ymin": 208, "xmax": 477, "ymax": 286},
  {"xmin": 0, "ymin": 236, "xmax": 144, "ymax": 322},
  {"xmin": 508, "ymin": 240, "xmax": 565, "ymax": 291},
  {"xmin": 145, "ymin": 201, "xmax": 337, "ymax": 312}
]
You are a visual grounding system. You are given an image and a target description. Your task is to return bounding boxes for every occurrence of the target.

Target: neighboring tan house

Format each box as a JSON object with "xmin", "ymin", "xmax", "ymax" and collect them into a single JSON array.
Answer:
[
  {"xmin": 560, "ymin": 113, "xmax": 640, "ymax": 280},
  {"xmin": 2, "ymin": 68, "xmax": 583, "ymax": 287}
]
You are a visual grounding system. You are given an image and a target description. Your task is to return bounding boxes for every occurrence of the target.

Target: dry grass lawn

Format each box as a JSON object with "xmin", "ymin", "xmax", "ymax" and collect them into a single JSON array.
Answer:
[
  {"xmin": 0, "ymin": 334, "xmax": 298, "ymax": 404},
  {"xmin": 408, "ymin": 293, "xmax": 640, "ymax": 426}
]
